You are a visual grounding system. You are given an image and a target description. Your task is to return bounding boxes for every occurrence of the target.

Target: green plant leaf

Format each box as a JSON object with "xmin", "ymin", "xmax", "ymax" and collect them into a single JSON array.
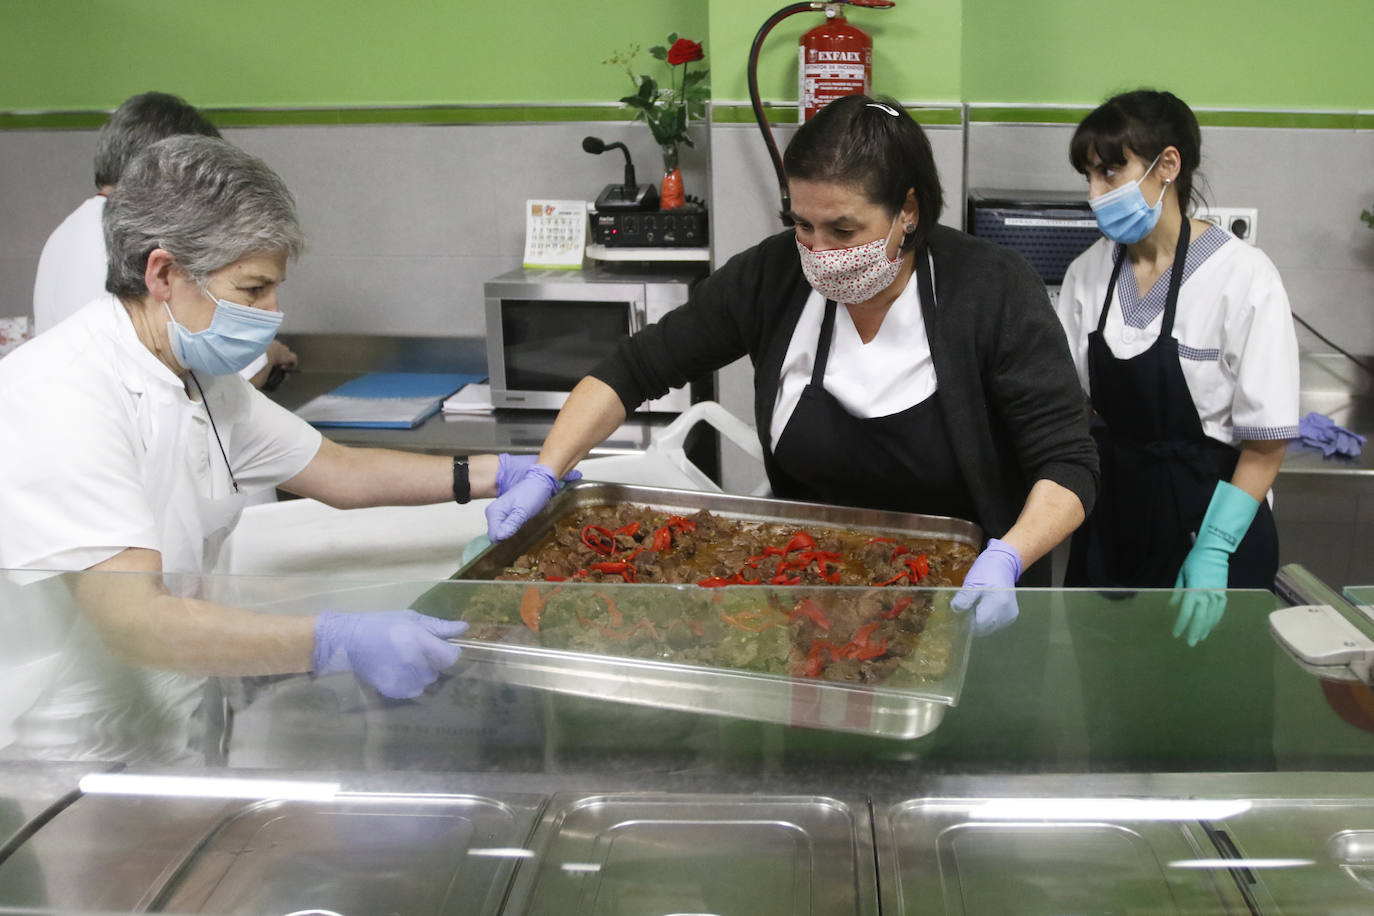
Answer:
[
  {"xmin": 668, "ymin": 32, "xmax": 679, "ymax": 45},
  {"xmin": 637, "ymin": 74, "xmax": 656, "ymax": 101},
  {"xmin": 649, "ymin": 45, "xmax": 667, "ymax": 61}
]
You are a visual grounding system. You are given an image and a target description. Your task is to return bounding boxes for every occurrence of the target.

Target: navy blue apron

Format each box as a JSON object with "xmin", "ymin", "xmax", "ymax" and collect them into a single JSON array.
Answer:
[
  {"xmin": 770, "ymin": 249, "xmax": 979, "ymax": 524},
  {"xmin": 1066, "ymin": 218, "xmax": 1278, "ymax": 588}
]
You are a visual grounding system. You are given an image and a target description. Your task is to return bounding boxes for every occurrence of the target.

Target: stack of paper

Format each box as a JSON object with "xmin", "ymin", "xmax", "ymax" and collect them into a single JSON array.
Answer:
[
  {"xmin": 294, "ymin": 372, "xmax": 483, "ymax": 429},
  {"xmin": 442, "ymin": 382, "xmax": 494, "ymax": 416}
]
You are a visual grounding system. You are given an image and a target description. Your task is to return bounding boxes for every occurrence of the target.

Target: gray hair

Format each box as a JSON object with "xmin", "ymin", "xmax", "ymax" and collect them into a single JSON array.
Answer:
[
  {"xmin": 93, "ymin": 91, "xmax": 221, "ymax": 189},
  {"xmin": 104, "ymin": 135, "xmax": 305, "ymax": 298}
]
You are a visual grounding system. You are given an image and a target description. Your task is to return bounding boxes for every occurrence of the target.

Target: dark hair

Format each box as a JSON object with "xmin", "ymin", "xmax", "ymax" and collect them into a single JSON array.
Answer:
[
  {"xmin": 783, "ymin": 94, "xmax": 943, "ymax": 252},
  {"xmin": 93, "ymin": 91, "xmax": 221, "ymax": 189},
  {"xmin": 1069, "ymin": 89, "xmax": 1204, "ymax": 214}
]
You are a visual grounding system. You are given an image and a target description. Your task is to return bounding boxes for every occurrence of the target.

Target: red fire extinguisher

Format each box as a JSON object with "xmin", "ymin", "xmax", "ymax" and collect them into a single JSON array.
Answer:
[
  {"xmin": 748, "ymin": 1, "xmax": 895, "ymax": 219},
  {"xmin": 799, "ymin": 9, "xmax": 872, "ymax": 122}
]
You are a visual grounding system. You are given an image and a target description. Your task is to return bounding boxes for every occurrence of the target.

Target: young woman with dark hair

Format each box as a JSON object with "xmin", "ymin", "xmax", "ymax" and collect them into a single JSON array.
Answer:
[{"xmin": 1056, "ymin": 89, "xmax": 1299, "ymax": 645}]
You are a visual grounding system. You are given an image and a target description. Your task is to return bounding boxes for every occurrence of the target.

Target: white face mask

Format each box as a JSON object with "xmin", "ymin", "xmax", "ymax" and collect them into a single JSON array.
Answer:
[{"xmin": 795, "ymin": 214, "xmax": 905, "ymax": 304}]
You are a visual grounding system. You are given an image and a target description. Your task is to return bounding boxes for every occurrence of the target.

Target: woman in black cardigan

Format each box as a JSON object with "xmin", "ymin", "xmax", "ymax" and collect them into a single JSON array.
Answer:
[{"xmin": 489, "ymin": 95, "xmax": 1098, "ymax": 632}]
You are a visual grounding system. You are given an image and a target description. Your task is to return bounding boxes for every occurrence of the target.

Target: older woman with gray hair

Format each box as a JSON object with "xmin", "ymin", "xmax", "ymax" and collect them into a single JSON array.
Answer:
[{"xmin": 0, "ymin": 135, "xmax": 561, "ymax": 701}]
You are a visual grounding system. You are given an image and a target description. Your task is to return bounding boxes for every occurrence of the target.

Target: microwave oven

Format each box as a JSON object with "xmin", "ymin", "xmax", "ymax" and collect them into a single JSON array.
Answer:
[
  {"xmin": 484, "ymin": 266, "xmax": 704, "ymax": 412},
  {"xmin": 966, "ymin": 189, "xmax": 1101, "ymax": 288}
]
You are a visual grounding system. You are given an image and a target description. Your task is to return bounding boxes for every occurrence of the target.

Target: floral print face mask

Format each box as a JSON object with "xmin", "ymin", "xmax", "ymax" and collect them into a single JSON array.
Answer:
[{"xmin": 795, "ymin": 214, "xmax": 904, "ymax": 304}]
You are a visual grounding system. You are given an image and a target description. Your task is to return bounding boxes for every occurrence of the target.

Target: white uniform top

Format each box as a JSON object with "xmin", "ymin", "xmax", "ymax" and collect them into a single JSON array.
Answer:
[
  {"xmin": 32, "ymin": 195, "xmax": 107, "ymax": 335},
  {"xmin": 29, "ymin": 195, "xmax": 269, "ymax": 379},
  {"xmin": 770, "ymin": 259, "xmax": 938, "ymax": 450},
  {"xmin": 0, "ymin": 296, "xmax": 322, "ymax": 575},
  {"xmin": 1057, "ymin": 225, "xmax": 1299, "ymax": 444}
]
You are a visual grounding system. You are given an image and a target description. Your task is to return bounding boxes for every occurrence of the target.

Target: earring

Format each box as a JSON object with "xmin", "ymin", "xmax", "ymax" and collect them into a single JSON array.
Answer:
[{"xmin": 905, "ymin": 223, "xmax": 916, "ymax": 233}]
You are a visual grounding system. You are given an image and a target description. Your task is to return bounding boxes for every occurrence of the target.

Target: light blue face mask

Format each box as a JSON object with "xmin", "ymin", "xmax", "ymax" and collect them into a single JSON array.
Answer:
[
  {"xmin": 1088, "ymin": 153, "xmax": 1170, "ymax": 245},
  {"xmin": 164, "ymin": 286, "xmax": 283, "ymax": 376}
]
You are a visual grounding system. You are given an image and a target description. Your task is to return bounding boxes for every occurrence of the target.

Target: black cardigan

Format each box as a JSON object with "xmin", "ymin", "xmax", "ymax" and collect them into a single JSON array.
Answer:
[{"xmin": 592, "ymin": 225, "xmax": 1099, "ymax": 541}]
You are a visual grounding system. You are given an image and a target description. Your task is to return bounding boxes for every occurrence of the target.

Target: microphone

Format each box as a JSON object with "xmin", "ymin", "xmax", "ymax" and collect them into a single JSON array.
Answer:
[{"xmin": 582, "ymin": 135, "xmax": 636, "ymax": 189}]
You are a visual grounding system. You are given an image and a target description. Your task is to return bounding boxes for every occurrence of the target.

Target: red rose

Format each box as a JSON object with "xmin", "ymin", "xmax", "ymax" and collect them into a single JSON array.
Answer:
[{"xmin": 667, "ymin": 38, "xmax": 704, "ymax": 66}]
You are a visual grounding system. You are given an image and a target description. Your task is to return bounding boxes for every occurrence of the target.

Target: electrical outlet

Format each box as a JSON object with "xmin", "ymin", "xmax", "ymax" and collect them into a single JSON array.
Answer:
[{"xmin": 1196, "ymin": 206, "xmax": 1259, "ymax": 245}]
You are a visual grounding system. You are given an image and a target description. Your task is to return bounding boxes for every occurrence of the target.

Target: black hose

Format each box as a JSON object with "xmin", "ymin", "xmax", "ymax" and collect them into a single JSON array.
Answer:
[{"xmin": 748, "ymin": 3, "xmax": 816, "ymax": 225}]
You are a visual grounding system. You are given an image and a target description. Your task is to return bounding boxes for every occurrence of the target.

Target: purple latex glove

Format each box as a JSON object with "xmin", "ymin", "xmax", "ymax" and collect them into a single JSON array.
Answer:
[
  {"xmin": 1298, "ymin": 411, "xmax": 1366, "ymax": 458},
  {"xmin": 495, "ymin": 453, "xmax": 582, "ymax": 496},
  {"xmin": 312, "ymin": 610, "xmax": 468, "ymax": 699},
  {"xmin": 486, "ymin": 463, "xmax": 560, "ymax": 541},
  {"xmin": 950, "ymin": 538, "xmax": 1022, "ymax": 635}
]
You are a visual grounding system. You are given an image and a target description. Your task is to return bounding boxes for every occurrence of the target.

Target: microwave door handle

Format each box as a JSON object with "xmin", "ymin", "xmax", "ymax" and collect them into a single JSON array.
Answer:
[{"xmin": 628, "ymin": 302, "xmax": 645, "ymax": 334}]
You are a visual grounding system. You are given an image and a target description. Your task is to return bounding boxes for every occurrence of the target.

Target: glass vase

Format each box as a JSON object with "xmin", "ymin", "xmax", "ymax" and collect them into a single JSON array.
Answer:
[{"xmin": 660, "ymin": 144, "xmax": 685, "ymax": 210}]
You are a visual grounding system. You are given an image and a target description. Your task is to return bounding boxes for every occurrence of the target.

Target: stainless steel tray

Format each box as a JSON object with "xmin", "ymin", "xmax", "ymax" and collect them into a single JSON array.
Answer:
[
  {"xmin": 503, "ymin": 792, "xmax": 878, "ymax": 916},
  {"xmin": 420, "ymin": 484, "xmax": 981, "ymax": 739},
  {"xmin": 876, "ymin": 797, "xmax": 1242, "ymax": 914},
  {"xmin": 1211, "ymin": 800, "xmax": 1374, "ymax": 914},
  {"xmin": 458, "ymin": 481, "xmax": 983, "ymax": 582},
  {"xmin": 0, "ymin": 781, "xmax": 543, "ymax": 914}
]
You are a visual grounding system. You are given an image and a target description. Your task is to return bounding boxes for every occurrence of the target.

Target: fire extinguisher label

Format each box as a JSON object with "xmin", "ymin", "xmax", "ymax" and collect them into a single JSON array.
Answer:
[{"xmin": 799, "ymin": 46, "xmax": 873, "ymax": 121}]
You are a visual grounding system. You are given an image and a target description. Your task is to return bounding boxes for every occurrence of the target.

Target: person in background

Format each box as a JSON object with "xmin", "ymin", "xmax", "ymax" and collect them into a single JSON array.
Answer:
[
  {"xmin": 0, "ymin": 134, "xmax": 576, "ymax": 699},
  {"xmin": 1056, "ymin": 89, "xmax": 1299, "ymax": 645},
  {"xmin": 488, "ymin": 95, "xmax": 1099, "ymax": 633},
  {"xmin": 30, "ymin": 90, "xmax": 296, "ymax": 388}
]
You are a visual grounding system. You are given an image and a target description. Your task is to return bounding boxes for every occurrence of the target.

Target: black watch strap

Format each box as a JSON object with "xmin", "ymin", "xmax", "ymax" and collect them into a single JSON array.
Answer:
[{"xmin": 452, "ymin": 457, "xmax": 471, "ymax": 504}]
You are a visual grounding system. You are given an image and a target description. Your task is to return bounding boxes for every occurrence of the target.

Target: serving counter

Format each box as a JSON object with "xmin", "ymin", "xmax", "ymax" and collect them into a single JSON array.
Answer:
[{"xmin": 2, "ymin": 557, "xmax": 1373, "ymax": 912}]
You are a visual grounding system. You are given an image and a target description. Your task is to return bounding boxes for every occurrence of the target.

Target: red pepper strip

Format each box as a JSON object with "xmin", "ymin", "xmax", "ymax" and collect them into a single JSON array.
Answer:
[
  {"xmin": 770, "ymin": 573, "xmax": 803, "ymax": 586},
  {"xmin": 880, "ymin": 596, "xmax": 915, "ymax": 620},
  {"xmin": 520, "ymin": 586, "xmax": 545, "ymax": 631},
  {"xmin": 613, "ymin": 522, "xmax": 641, "ymax": 537},
  {"xmin": 629, "ymin": 619, "xmax": 660, "ymax": 639},
  {"xmin": 788, "ymin": 598, "xmax": 832, "ymax": 632},
  {"xmin": 905, "ymin": 554, "xmax": 930, "ymax": 582},
  {"xmin": 851, "ymin": 621, "xmax": 882, "ymax": 647},
  {"xmin": 651, "ymin": 526, "xmax": 673, "ymax": 552},
  {"xmin": 593, "ymin": 592, "xmax": 624, "ymax": 628},
  {"xmin": 545, "ymin": 575, "xmax": 567, "ymax": 583},
  {"xmin": 590, "ymin": 561, "xmax": 637, "ymax": 583},
  {"xmin": 866, "ymin": 536, "xmax": 896, "ymax": 545},
  {"xmin": 581, "ymin": 524, "xmax": 616, "ymax": 556},
  {"xmin": 891, "ymin": 544, "xmax": 911, "ymax": 559},
  {"xmin": 873, "ymin": 569, "xmax": 909, "ymax": 586},
  {"xmin": 854, "ymin": 637, "xmax": 888, "ymax": 661},
  {"xmin": 720, "ymin": 610, "xmax": 780, "ymax": 633},
  {"xmin": 783, "ymin": 531, "xmax": 817, "ymax": 554},
  {"xmin": 802, "ymin": 640, "xmax": 830, "ymax": 677},
  {"xmin": 664, "ymin": 516, "xmax": 697, "ymax": 533}
]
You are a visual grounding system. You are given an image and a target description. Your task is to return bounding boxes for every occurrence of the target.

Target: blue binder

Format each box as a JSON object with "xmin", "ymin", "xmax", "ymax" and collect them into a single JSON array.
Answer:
[{"xmin": 295, "ymin": 372, "xmax": 485, "ymax": 429}]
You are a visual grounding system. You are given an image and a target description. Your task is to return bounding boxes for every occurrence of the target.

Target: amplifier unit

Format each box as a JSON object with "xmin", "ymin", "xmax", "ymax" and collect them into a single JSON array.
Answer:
[{"xmin": 591, "ymin": 205, "xmax": 709, "ymax": 248}]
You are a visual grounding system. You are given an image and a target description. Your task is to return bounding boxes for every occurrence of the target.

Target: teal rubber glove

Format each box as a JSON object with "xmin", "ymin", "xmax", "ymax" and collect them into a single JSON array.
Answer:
[
  {"xmin": 1170, "ymin": 481, "xmax": 1260, "ymax": 646},
  {"xmin": 950, "ymin": 538, "xmax": 1022, "ymax": 635}
]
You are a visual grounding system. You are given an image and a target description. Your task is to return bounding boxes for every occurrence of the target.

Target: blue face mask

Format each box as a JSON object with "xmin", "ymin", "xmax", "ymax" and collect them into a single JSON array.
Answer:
[
  {"xmin": 164, "ymin": 287, "xmax": 283, "ymax": 376},
  {"xmin": 1089, "ymin": 154, "xmax": 1170, "ymax": 245}
]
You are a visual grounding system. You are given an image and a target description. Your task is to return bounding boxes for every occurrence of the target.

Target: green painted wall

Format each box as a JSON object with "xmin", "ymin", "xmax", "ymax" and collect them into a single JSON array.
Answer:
[
  {"xmin": 3, "ymin": 0, "xmax": 1371, "ymax": 114},
  {"xmin": 0, "ymin": 0, "xmax": 707, "ymax": 110},
  {"xmin": 962, "ymin": 0, "xmax": 1374, "ymax": 109}
]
